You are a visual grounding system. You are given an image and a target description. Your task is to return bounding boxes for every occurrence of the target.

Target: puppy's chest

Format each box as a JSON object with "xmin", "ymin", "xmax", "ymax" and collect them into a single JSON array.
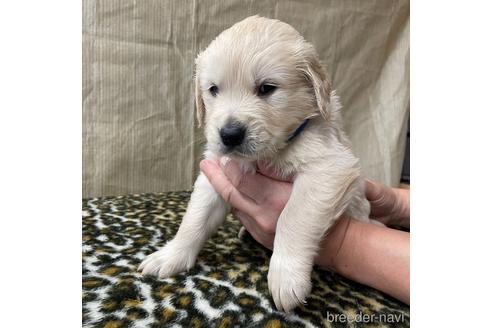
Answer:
[
  {"xmin": 260, "ymin": 155, "xmax": 302, "ymax": 180},
  {"xmin": 265, "ymin": 138, "xmax": 324, "ymax": 176}
]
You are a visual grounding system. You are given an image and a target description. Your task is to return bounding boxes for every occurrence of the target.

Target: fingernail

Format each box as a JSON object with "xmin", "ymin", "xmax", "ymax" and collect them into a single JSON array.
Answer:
[{"xmin": 220, "ymin": 156, "xmax": 231, "ymax": 168}]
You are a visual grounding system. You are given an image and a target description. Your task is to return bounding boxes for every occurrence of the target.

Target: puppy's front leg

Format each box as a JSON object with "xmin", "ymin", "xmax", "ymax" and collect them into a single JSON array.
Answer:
[
  {"xmin": 139, "ymin": 172, "xmax": 229, "ymax": 278},
  {"xmin": 268, "ymin": 170, "xmax": 358, "ymax": 311}
]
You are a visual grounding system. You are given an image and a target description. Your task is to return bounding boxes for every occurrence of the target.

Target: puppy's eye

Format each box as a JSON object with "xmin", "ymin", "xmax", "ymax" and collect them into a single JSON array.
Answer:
[
  {"xmin": 258, "ymin": 84, "xmax": 277, "ymax": 96},
  {"xmin": 209, "ymin": 85, "xmax": 218, "ymax": 97}
]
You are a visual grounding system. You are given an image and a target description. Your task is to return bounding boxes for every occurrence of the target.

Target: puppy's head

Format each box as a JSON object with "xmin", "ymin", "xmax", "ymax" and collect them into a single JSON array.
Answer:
[{"xmin": 195, "ymin": 15, "xmax": 331, "ymax": 160}]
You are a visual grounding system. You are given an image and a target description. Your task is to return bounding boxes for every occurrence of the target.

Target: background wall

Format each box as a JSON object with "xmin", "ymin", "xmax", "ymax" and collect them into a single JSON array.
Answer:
[{"xmin": 83, "ymin": 0, "xmax": 409, "ymax": 198}]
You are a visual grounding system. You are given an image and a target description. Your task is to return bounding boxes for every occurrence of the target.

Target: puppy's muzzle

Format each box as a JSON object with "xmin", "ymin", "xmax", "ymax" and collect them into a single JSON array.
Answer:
[{"xmin": 220, "ymin": 121, "xmax": 246, "ymax": 148}]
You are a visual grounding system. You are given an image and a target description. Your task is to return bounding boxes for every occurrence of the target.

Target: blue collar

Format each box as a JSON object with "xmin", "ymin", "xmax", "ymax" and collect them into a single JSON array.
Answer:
[{"xmin": 287, "ymin": 119, "xmax": 310, "ymax": 142}]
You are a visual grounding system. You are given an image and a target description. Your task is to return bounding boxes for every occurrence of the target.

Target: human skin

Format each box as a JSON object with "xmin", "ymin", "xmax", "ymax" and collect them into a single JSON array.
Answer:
[{"xmin": 200, "ymin": 157, "xmax": 410, "ymax": 305}]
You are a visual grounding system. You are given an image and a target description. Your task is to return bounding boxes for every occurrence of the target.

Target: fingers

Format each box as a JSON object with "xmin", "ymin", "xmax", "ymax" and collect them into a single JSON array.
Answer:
[
  {"xmin": 232, "ymin": 209, "xmax": 256, "ymax": 236},
  {"xmin": 365, "ymin": 179, "xmax": 395, "ymax": 209},
  {"xmin": 232, "ymin": 209, "xmax": 274, "ymax": 250},
  {"xmin": 220, "ymin": 157, "xmax": 276, "ymax": 204},
  {"xmin": 200, "ymin": 159, "xmax": 258, "ymax": 216},
  {"xmin": 365, "ymin": 179, "xmax": 394, "ymax": 216},
  {"xmin": 365, "ymin": 179, "xmax": 410, "ymax": 227},
  {"xmin": 365, "ymin": 179, "xmax": 386, "ymax": 201}
]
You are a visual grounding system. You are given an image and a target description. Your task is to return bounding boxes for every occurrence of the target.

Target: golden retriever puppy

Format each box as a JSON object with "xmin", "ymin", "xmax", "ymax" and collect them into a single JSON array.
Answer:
[{"xmin": 139, "ymin": 15, "xmax": 378, "ymax": 312}]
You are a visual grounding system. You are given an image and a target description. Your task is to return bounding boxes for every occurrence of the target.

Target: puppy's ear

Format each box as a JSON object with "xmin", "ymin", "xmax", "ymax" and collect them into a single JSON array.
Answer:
[
  {"xmin": 302, "ymin": 50, "xmax": 332, "ymax": 120},
  {"xmin": 194, "ymin": 58, "xmax": 205, "ymax": 127}
]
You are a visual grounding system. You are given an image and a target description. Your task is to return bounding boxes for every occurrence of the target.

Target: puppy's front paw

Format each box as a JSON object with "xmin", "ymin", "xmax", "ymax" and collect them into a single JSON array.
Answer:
[
  {"xmin": 267, "ymin": 252, "xmax": 312, "ymax": 312},
  {"xmin": 138, "ymin": 241, "xmax": 196, "ymax": 279}
]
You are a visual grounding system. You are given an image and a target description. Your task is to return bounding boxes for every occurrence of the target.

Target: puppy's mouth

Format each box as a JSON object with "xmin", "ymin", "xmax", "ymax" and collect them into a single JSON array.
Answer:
[{"xmin": 219, "ymin": 143, "xmax": 256, "ymax": 159}]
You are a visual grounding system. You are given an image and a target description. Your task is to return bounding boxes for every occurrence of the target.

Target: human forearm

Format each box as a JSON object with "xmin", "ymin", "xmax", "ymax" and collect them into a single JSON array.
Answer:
[{"xmin": 316, "ymin": 218, "xmax": 410, "ymax": 304}]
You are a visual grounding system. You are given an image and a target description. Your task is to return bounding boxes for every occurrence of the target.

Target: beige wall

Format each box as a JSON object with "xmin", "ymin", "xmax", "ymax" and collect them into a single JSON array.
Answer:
[{"xmin": 83, "ymin": 0, "xmax": 409, "ymax": 198}]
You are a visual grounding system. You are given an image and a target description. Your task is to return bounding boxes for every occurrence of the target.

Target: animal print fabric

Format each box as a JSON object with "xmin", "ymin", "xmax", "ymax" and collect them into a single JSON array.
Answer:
[{"xmin": 82, "ymin": 191, "xmax": 410, "ymax": 327}]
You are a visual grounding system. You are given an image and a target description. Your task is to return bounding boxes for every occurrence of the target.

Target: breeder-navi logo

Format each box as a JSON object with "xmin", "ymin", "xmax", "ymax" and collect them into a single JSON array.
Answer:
[{"xmin": 326, "ymin": 311, "xmax": 405, "ymax": 324}]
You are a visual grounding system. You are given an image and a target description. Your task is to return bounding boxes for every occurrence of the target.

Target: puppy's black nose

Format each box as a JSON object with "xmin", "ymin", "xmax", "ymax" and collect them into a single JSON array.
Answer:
[{"xmin": 220, "ymin": 123, "xmax": 246, "ymax": 147}]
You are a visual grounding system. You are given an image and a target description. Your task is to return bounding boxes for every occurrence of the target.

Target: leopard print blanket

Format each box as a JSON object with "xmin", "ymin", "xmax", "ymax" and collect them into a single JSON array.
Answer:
[{"xmin": 82, "ymin": 191, "xmax": 409, "ymax": 328}]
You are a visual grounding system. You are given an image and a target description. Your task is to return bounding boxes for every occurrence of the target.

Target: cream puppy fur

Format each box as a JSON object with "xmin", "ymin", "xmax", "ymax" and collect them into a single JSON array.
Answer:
[{"xmin": 139, "ymin": 15, "xmax": 377, "ymax": 312}]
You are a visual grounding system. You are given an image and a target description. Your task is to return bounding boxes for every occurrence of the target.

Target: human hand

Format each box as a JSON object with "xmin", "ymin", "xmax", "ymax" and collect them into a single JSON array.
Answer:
[
  {"xmin": 199, "ymin": 157, "xmax": 292, "ymax": 250},
  {"xmin": 200, "ymin": 157, "xmax": 353, "ymax": 270},
  {"xmin": 365, "ymin": 180, "xmax": 410, "ymax": 228}
]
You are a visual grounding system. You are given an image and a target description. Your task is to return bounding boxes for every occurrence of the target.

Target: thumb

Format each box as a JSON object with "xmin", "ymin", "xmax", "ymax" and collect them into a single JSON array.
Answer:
[
  {"xmin": 365, "ymin": 179, "xmax": 386, "ymax": 201},
  {"xmin": 219, "ymin": 156, "xmax": 244, "ymax": 187}
]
